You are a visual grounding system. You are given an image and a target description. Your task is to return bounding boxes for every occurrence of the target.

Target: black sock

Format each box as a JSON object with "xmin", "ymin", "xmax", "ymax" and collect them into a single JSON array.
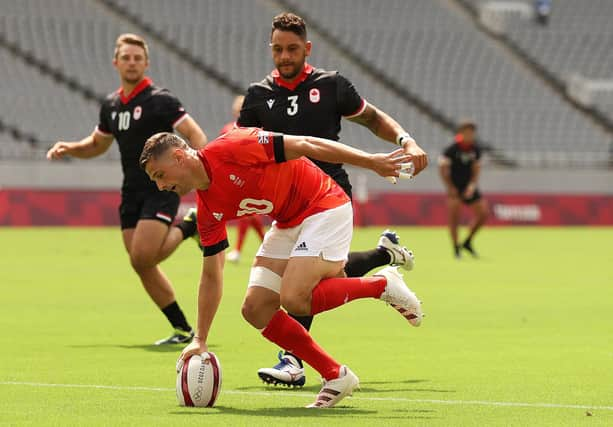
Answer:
[
  {"xmin": 161, "ymin": 301, "xmax": 191, "ymax": 332},
  {"xmin": 344, "ymin": 249, "xmax": 391, "ymax": 277},
  {"xmin": 283, "ymin": 314, "xmax": 312, "ymax": 367},
  {"xmin": 175, "ymin": 220, "xmax": 197, "ymax": 240}
]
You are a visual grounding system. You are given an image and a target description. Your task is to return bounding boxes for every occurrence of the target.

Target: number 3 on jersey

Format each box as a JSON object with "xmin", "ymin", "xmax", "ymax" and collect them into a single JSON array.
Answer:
[
  {"xmin": 118, "ymin": 111, "xmax": 131, "ymax": 131},
  {"xmin": 287, "ymin": 95, "xmax": 298, "ymax": 116}
]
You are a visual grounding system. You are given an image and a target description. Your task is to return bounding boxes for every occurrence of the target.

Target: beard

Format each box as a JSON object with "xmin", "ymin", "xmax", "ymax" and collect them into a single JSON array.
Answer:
[{"xmin": 277, "ymin": 62, "xmax": 303, "ymax": 80}]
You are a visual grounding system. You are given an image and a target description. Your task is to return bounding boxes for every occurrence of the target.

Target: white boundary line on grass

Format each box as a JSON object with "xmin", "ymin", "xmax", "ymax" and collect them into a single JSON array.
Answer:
[{"xmin": 2, "ymin": 381, "xmax": 612, "ymax": 411}]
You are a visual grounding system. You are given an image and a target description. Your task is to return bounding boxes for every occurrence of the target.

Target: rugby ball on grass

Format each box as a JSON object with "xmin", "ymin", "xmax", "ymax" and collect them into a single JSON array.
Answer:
[{"xmin": 176, "ymin": 352, "xmax": 222, "ymax": 407}]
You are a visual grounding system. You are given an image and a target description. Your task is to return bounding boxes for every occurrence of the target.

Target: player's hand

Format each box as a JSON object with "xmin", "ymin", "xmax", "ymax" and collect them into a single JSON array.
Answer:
[
  {"xmin": 402, "ymin": 140, "xmax": 428, "ymax": 176},
  {"xmin": 178, "ymin": 336, "xmax": 208, "ymax": 366},
  {"xmin": 462, "ymin": 184, "xmax": 475, "ymax": 199},
  {"xmin": 46, "ymin": 142, "xmax": 73, "ymax": 160},
  {"xmin": 371, "ymin": 148, "xmax": 412, "ymax": 178}
]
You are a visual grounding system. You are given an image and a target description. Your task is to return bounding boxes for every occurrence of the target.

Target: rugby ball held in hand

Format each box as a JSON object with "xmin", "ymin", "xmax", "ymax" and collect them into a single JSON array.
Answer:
[{"xmin": 176, "ymin": 352, "xmax": 222, "ymax": 407}]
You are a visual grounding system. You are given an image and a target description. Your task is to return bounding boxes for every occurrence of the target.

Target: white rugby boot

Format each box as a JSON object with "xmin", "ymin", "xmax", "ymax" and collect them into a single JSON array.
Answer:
[
  {"xmin": 377, "ymin": 229, "xmax": 415, "ymax": 271},
  {"xmin": 375, "ymin": 266, "xmax": 423, "ymax": 327},
  {"xmin": 307, "ymin": 365, "xmax": 359, "ymax": 408}
]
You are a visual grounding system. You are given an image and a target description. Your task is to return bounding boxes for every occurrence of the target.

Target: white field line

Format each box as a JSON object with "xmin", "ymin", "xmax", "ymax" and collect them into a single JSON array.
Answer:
[{"xmin": 1, "ymin": 381, "xmax": 612, "ymax": 411}]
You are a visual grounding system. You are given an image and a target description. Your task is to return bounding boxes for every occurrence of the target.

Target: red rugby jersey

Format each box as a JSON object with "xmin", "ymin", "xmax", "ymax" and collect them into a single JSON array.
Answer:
[{"xmin": 196, "ymin": 127, "xmax": 349, "ymax": 256}]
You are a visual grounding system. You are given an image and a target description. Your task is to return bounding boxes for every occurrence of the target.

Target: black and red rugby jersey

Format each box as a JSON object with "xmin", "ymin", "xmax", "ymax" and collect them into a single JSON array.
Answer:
[
  {"xmin": 237, "ymin": 65, "xmax": 366, "ymax": 197},
  {"xmin": 97, "ymin": 77, "xmax": 188, "ymax": 193}
]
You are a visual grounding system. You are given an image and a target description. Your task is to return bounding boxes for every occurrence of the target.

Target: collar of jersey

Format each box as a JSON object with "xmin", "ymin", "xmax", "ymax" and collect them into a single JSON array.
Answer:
[
  {"xmin": 272, "ymin": 64, "xmax": 313, "ymax": 91},
  {"xmin": 118, "ymin": 77, "xmax": 153, "ymax": 104}
]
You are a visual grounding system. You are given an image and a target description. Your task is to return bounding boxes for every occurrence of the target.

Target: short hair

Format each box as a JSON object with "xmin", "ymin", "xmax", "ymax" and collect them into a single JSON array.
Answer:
[
  {"xmin": 456, "ymin": 120, "xmax": 477, "ymax": 132},
  {"xmin": 271, "ymin": 12, "xmax": 307, "ymax": 40},
  {"xmin": 139, "ymin": 132, "xmax": 188, "ymax": 170},
  {"xmin": 114, "ymin": 33, "xmax": 149, "ymax": 60}
]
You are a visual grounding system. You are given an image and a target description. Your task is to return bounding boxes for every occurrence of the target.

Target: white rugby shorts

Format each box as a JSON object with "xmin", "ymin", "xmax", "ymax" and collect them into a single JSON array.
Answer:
[{"xmin": 256, "ymin": 202, "xmax": 353, "ymax": 261}]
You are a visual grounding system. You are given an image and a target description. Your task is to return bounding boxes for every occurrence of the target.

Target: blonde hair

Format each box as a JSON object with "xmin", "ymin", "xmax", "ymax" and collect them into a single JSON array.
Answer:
[{"xmin": 114, "ymin": 33, "xmax": 149, "ymax": 60}]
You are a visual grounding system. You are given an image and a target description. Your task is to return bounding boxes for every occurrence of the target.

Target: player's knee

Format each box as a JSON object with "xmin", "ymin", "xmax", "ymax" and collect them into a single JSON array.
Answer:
[
  {"xmin": 241, "ymin": 296, "xmax": 259, "ymax": 326},
  {"xmin": 129, "ymin": 251, "xmax": 157, "ymax": 273},
  {"xmin": 280, "ymin": 290, "xmax": 311, "ymax": 316},
  {"xmin": 241, "ymin": 295, "xmax": 274, "ymax": 329}
]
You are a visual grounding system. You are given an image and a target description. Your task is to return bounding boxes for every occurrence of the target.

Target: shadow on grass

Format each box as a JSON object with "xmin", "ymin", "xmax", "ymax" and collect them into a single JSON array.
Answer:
[
  {"xmin": 235, "ymin": 378, "xmax": 455, "ymax": 394},
  {"xmin": 67, "ymin": 343, "xmax": 219, "ymax": 353},
  {"xmin": 170, "ymin": 406, "xmax": 439, "ymax": 420}
]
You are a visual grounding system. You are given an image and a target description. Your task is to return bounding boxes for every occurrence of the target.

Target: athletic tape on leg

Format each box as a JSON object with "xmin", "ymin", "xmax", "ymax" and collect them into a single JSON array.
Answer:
[{"xmin": 248, "ymin": 266, "xmax": 282, "ymax": 294}]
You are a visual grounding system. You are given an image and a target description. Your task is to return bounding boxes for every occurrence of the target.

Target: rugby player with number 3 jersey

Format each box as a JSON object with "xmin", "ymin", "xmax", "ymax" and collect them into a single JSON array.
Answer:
[{"xmin": 237, "ymin": 13, "xmax": 429, "ymax": 386}]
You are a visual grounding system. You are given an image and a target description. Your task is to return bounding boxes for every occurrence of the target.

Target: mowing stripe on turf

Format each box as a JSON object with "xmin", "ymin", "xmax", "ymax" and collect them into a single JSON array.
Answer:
[{"xmin": 1, "ymin": 381, "xmax": 612, "ymax": 411}]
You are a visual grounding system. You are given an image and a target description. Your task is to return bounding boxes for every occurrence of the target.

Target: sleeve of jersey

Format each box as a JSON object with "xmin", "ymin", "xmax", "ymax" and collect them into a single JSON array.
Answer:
[
  {"xmin": 159, "ymin": 91, "xmax": 189, "ymax": 128},
  {"xmin": 95, "ymin": 103, "xmax": 112, "ymax": 136},
  {"xmin": 198, "ymin": 219, "xmax": 229, "ymax": 257},
  {"xmin": 336, "ymin": 73, "xmax": 367, "ymax": 118},
  {"xmin": 226, "ymin": 128, "xmax": 286, "ymax": 165},
  {"xmin": 236, "ymin": 89, "xmax": 261, "ymax": 127},
  {"xmin": 475, "ymin": 146, "xmax": 482, "ymax": 161}
]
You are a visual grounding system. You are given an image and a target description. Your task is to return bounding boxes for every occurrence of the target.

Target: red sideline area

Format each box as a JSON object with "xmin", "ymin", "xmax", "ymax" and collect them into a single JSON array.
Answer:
[{"xmin": 1, "ymin": 189, "xmax": 612, "ymax": 226}]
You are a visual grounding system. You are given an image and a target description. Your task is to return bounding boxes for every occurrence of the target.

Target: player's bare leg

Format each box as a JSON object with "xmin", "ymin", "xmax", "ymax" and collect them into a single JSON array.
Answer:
[
  {"xmin": 122, "ymin": 219, "xmax": 193, "ymax": 344},
  {"xmin": 279, "ymin": 256, "xmax": 345, "ymax": 316},
  {"xmin": 462, "ymin": 199, "xmax": 489, "ymax": 257},
  {"xmin": 246, "ymin": 255, "xmax": 419, "ymax": 406},
  {"xmin": 447, "ymin": 196, "xmax": 462, "ymax": 258},
  {"xmin": 243, "ymin": 255, "xmax": 358, "ymax": 405}
]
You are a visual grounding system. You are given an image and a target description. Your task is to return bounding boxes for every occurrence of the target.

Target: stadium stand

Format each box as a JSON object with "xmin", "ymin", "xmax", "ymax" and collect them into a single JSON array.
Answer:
[
  {"xmin": 460, "ymin": 0, "xmax": 613, "ymax": 123},
  {"xmin": 0, "ymin": 0, "xmax": 235, "ymax": 158},
  {"xmin": 101, "ymin": 0, "xmax": 453, "ymax": 154},
  {"xmin": 280, "ymin": 0, "xmax": 612, "ymax": 166},
  {"xmin": 0, "ymin": 0, "xmax": 611, "ymax": 168}
]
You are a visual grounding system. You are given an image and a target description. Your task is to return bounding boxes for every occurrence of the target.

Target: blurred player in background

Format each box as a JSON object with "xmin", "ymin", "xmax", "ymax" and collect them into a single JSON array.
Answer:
[
  {"xmin": 219, "ymin": 95, "xmax": 266, "ymax": 263},
  {"xmin": 46, "ymin": 34, "xmax": 207, "ymax": 345},
  {"xmin": 438, "ymin": 121, "xmax": 489, "ymax": 258},
  {"xmin": 237, "ymin": 12, "xmax": 428, "ymax": 386},
  {"xmin": 140, "ymin": 129, "xmax": 423, "ymax": 408}
]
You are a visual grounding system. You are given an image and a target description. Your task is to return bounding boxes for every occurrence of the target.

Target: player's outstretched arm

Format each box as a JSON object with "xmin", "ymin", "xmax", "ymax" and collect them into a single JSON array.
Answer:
[
  {"xmin": 179, "ymin": 251, "xmax": 225, "ymax": 361},
  {"xmin": 347, "ymin": 103, "xmax": 428, "ymax": 175},
  {"xmin": 176, "ymin": 116, "xmax": 208, "ymax": 149},
  {"xmin": 46, "ymin": 130, "xmax": 114, "ymax": 160},
  {"xmin": 283, "ymin": 134, "xmax": 410, "ymax": 179}
]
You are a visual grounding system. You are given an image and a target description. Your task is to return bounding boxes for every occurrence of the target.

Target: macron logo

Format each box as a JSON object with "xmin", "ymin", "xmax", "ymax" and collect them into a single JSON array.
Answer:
[
  {"xmin": 266, "ymin": 99, "xmax": 275, "ymax": 109},
  {"xmin": 294, "ymin": 241, "xmax": 308, "ymax": 251}
]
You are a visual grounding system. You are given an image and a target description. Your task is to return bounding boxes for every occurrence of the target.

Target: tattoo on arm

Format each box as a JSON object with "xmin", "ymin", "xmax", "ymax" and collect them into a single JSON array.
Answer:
[{"xmin": 351, "ymin": 105, "xmax": 380, "ymax": 135}]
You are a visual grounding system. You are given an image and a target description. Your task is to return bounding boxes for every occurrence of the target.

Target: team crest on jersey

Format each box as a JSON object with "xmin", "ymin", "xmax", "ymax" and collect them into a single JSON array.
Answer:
[
  {"xmin": 111, "ymin": 111, "xmax": 117, "ymax": 120},
  {"xmin": 257, "ymin": 131, "xmax": 271, "ymax": 145},
  {"xmin": 309, "ymin": 88, "xmax": 320, "ymax": 103},
  {"xmin": 133, "ymin": 106, "xmax": 142, "ymax": 120},
  {"xmin": 266, "ymin": 99, "xmax": 275, "ymax": 109}
]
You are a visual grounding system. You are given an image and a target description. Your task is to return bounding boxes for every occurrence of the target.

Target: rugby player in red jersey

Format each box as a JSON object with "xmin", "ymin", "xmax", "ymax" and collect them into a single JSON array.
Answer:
[{"xmin": 140, "ymin": 127, "xmax": 423, "ymax": 408}]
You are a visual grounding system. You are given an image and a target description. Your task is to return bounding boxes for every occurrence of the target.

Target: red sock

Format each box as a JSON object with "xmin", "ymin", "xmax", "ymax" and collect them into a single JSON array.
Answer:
[
  {"xmin": 235, "ymin": 218, "xmax": 249, "ymax": 251},
  {"xmin": 262, "ymin": 310, "xmax": 340, "ymax": 380},
  {"xmin": 250, "ymin": 216, "xmax": 265, "ymax": 241},
  {"xmin": 310, "ymin": 276, "xmax": 387, "ymax": 315}
]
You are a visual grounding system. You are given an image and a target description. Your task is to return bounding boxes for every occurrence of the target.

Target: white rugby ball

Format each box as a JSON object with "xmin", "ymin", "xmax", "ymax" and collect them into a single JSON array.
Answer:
[{"xmin": 176, "ymin": 352, "xmax": 222, "ymax": 407}]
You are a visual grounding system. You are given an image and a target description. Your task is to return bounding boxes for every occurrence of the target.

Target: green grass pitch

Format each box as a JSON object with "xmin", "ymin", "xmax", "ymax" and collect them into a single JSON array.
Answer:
[{"xmin": 1, "ymin": 226, "xmax": 612, "ymax": 426}]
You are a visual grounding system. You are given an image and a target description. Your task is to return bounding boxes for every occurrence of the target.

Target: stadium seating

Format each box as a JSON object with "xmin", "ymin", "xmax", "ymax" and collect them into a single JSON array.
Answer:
[
  {"xmin": 102, "ymin": 0, "xmax": 452, "ymax": 154},
  {"xmin": 280, "ymin": 0, "xmax": 611, "ymax": 166},
  {"xmin": 0, "ymin": 0, "xmax": 235, "ymax": 158},
  {"xmin": 0, "ymin": 0, "xmax": 611, "ymax": 167},
  {"xmin": 464, "ymin": 0, "xmax": 613, "ymax": 120}
]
